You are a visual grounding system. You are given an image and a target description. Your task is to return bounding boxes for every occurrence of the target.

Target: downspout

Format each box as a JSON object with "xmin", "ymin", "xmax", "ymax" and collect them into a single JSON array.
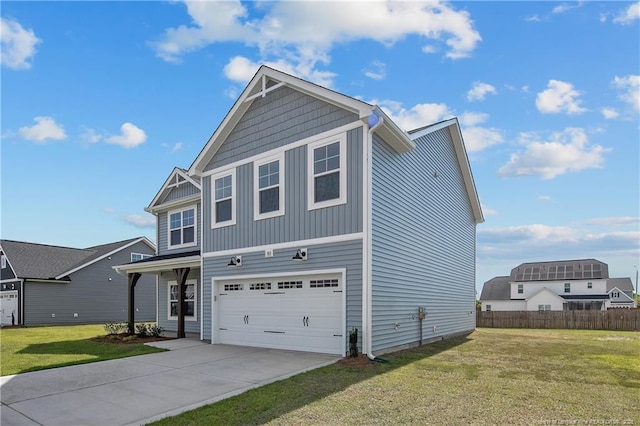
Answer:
[
  {"xmin": 364, "ymin": 112, "xmax": 383, "ymax": 362},
  {"xmin": 20, "ymin": 279, "xmax": 24, "ymax": 325}
]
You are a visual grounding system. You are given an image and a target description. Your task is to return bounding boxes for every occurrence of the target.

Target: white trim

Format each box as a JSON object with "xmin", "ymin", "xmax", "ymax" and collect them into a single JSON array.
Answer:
[
  {"xmin": 55, "ymin": 237, "xmax": 156, "ymax": 279},
  {"xmin": 201, "ymin": 232, "xmax": 363, "ymax": 258},
  {"xmin": 200, "ymin": 257, "xmax": 204, "ymax": 340},
  {"xmin": 167, "ymin": 279, "xmax": 198, "ymax": 322},
  {"xmin": 147, "ymin": 168, "xmax": 201, "ymax": 212},
  {"xmin": 131, "ymin": 253, "xmax": 153, "ymax": 262},
  {"xmin": 211, "ymin": 267, "xmax": 347, "ymax": 353},
  {"xmin": 608, "ymin": 287, "xmax": 635, "ymax": 302},
  {"xmin": 211, "ymin": 168, "xmax": 237, "ymax": 229},
  {"xmin": 200, "ymin": 121, "xmax": 363, "ymax": 178},
  {"xmin": 0, "ymin": 279, "xmax": 22, "ymax": 284},
  {"xmin": 167, "ymin": 205, "xmax": 198, "ymax": 250},
  {"xmin": 254, "ymin": 152, "xmax": 285, "ymax": 220},
  {"xmin": 307, "ymin": 133, "xmax": 347, "ymax": 211},
  {"xmin": 112, "ymin": 255, "xmax": 201, "ymax": 274},
  {"xmin": 146, "ymin": 194, "xmax": 200, "ymax": 214},
  {"xmin": 1, "ymin": 254, "xmax": 6, "ymax": 269},
  {"xmin": 25, "ymin": 278, "xmax": 70, "ymax": 283}
]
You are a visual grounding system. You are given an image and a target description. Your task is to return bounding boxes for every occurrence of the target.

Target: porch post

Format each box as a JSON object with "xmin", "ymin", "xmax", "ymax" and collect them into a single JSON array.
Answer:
[
  {"xmin": 127, "ymin": 272, "xmax": 141, "ymax": 334},
  {"xmin": 173, "ymin": 267, "xmax": 190, "ymax": 338}
]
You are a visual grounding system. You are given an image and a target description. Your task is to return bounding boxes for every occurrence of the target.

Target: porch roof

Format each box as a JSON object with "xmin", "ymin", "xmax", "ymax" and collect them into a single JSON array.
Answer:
[{"xmin": 113, "ymin": 250, "xmax": 200, "ymax": 274}]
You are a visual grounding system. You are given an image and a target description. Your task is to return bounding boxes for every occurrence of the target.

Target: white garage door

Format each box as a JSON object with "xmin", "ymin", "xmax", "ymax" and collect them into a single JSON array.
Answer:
[
  {"xmin": 0, "ymin": 291, "xmax": 18, "ymax": 326},
  {"xmin": 216, "ymin": 273, "xmax": 344, "ymax": 355}
]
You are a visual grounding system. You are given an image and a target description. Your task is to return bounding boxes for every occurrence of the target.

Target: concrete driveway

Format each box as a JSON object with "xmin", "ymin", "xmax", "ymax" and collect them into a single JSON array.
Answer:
[{"xmin": 0, "ymin": 339, "xmax": 339, "ymax": 426}]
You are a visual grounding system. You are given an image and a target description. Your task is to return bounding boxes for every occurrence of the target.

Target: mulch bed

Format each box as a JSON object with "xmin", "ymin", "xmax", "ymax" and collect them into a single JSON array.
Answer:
[
  {"xmin": 90, "ymin": 333, "xmax": 175, "ymax": 344},
  {"xmin": 337, "ymin": 355, "xmax": 376, "ymax": 367}
]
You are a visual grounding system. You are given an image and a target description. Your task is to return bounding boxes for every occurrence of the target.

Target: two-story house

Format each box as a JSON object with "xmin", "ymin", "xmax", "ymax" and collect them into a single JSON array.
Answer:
[
  {"xmin": 115, "ymin": 66, "xmax": 484, "ymax": 357},
  {"xmin": 0, "ymin": 237, "xmax": 156, "ymax": 326},
  {"xmin": 480, "ymin": 259, "xmax": 637, "ymax": 311}
]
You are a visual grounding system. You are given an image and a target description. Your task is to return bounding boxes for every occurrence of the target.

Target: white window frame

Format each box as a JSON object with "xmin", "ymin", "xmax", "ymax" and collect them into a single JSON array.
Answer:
[
  {"xmin": 167, "ymin": 206, "xmax": 198, "ymax": 250},
  {"xmin": 131, "ymin": 253, "xmax": 152, "ymax": 262},
  {"xmin": 587, "ymin": 282, "xmax": 592, "ymax": 289},
  {"xmin": 254, "ymin": 153, "xmax": 285, "ymax": 220},
  {"xmin": 211, "ymin": 168, "xmax": 236, "ymax": 228},
  {"xmin": 1, "ymin": 255, "xmax": 6, "ymax": 269},
  {"xmin": 307, "ymin": 133, "xmax": 347, "ymax": 211},
  {"xmin": 564, "ymin": 282, "xmax": 571, "ymax": 293},
  {"xmin": 486, "ymin": 305, "xmax": 491, "ymax": 312},
  {"xmin": 168, "ymin": 279, "xmax": 197, "ymax": 321},
  {"xmin": 517, "ymin": 283, "xmax": 523, "ymax": 294}
]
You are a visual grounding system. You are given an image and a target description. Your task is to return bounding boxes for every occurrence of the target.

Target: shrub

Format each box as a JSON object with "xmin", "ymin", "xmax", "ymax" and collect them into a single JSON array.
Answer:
[
  {"xmin": 348, "ymin": 328, "xmax": 359, "ymax": 358},
  {"xmin": 147, "ymin": 324, "xmax": 164, "ymax": 337},
  {"xmin": 104, "ymin": 322, "xmax": 127, "ymax": 335},
  {"xmin": 135, "ymin": 323, "xmax": 149, "ymax": 337}
]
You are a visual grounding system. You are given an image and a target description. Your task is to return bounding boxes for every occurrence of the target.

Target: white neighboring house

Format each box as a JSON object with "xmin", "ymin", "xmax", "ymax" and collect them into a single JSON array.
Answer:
[{"xmin": 480, "ymin": 259, "xmax": 637, "ymax": 312}]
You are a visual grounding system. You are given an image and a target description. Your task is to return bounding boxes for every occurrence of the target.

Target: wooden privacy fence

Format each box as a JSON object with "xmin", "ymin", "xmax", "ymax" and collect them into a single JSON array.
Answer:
[{"xmin": 476, "ymin": 310, "xmax": 640, "ymax": 331}]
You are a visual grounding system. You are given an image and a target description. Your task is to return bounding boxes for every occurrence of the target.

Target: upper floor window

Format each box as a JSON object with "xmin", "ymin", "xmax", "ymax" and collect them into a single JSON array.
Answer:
[
  {"xmin": 564, "ymin": 283, "xmax": 571, "ymax": 293},
  {"xmin": 486, "ymin": 305, "xmax": 491, "ymax": 312},
  {"xmin": 587, "ymin": 282, "xmax": 592, "ymax": 289},
  {"xmin": 1, "ymin": 254, "xmax": 6, "ymax": 269},
  {"xmin": 168, "ymin": 207, "xmax": 196, "ymax": 249},
  {"xmin": 212, "ymin": 170, "xmax": 236, "ymax": 228},
  {"xmin": 517, "ymin": 284, "xmax": 523, "ymax": 294},
  {"xmin": 307, "ymin": 134, "xmax": 347, "ymax": 210},
  {"xmin": 131, "ymin": 253, "xmax": 152, "ymax": 262},
  {"xmin": 254, "ymin": 154, "xmax": 284, "ymax": 220}
]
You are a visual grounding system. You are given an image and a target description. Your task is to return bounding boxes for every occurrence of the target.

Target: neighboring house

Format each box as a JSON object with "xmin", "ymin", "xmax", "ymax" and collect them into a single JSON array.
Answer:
[
  {"xmin": 0, "ymin": 237, "xmax": 156, "ymax": 326},
  {"xmin": 480, "ymin": 259, "xmax": 637, "ymax": 311},
  {"xmin": 114, "ymin": 66, "xmax": 484, "ymax": 357}
]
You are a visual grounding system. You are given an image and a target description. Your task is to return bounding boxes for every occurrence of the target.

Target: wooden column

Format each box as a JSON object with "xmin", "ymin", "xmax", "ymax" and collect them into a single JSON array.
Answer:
[
  {"xmin": 127, "ymin": 272, "xmax": 142, "ymax": 334},
  {"xmin": 173, "ymin": 267, "xmax": 190, "ymax": 339}
]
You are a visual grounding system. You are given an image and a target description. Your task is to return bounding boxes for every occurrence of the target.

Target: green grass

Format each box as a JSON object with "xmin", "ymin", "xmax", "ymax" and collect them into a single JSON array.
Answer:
[
  {"xmin": 152, "ymin": 328, "xmax": 640, "ymax": 426},
  {"xmin": 0, "ymin": 324, "xmax": 165, "ymax": 375}
]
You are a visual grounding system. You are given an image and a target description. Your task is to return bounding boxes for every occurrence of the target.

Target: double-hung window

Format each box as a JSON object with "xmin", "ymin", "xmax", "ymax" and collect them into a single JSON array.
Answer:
[
  {"xmin": 168, "ymin": 280, "xmax": 197, "ymax": 321},
  {"xmin": 212, "ymin": 169, "xmax": 236, "ymax": 228},
  {"xmin": 168, "ymin": 207, "xmax": 196, "ymax": 249},
  {"xmin": 564, "ymin": 283, "xmax": 571, "ymax": 293},
  {"xmin": 308, "ymin": 134, "xmax": 347, "ymax": 210},
  {"xmin": 254, "ymin": 154, "xmax": 284, "ymax": 220},
  {"xmin": 517, "ymin": 284, "xmax": 523, "ymax": 294}
]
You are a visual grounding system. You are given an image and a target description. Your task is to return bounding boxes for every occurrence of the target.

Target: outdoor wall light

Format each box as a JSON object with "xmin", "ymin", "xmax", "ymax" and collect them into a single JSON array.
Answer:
[
  {"xmin": 227, "ymin": 255, "xmax": 242, "ymax": 267},
  {"xmin": 292, "ymin": 248, "xmax": 308, "ymax": 261}
]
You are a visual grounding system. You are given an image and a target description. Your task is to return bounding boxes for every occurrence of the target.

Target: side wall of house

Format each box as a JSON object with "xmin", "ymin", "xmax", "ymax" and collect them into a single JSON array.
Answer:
[
  {"xmin": 371, "ymin": 128, "xmax": 477, "ymax": 353},
  {"xmin": 23, "ymin": 241, "xmax": 156, "ymax": 325},
  {"xmin": 481, "ymin": 300, "xmax": 527, "ymax": 311}
]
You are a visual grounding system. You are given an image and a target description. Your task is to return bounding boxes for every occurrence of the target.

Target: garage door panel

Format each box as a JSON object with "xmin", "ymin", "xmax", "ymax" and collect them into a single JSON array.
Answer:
[{"xmin": 216, "ymin": 273, "xmax": 343, "ymax": 355}]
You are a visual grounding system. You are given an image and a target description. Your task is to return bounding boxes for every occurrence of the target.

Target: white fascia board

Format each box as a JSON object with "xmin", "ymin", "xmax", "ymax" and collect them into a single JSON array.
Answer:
[
  {"xmin": 410, "ymin": 118, "xmax": 484, "ymax": 224},
  {"xmin": 147, "ymin": 168, "xmax": 201, "ymax": 211},
  {"xmin": 372, "ymin": 107, "xmax": 415, "ymax": 154},
  {"xmin": 112, "ymin": 255, "xmax": 201, "ymax": 275},
  {"xmin": 189, "ymin": 65, "xmax": 374, "ymax": 176},
  {"xmin": 608, "ymin": 287, "xmax": 635, "ymax": 301},
  {"xmin": 146, "ymin": 194, "xmax": 200, "ymax": 214},
  {"xmin": 56, "ymin": 237, "xmax": 156, "ymax": 279},
  {"xmin": 526, "ymin": 287, "xmax": 564, "ymax": 302}
]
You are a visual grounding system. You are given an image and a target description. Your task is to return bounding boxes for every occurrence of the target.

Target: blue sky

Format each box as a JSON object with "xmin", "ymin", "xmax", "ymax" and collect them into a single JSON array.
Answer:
[{"xmin": 2, "ymin": 1, "xmax": 639, "ymax": 294}]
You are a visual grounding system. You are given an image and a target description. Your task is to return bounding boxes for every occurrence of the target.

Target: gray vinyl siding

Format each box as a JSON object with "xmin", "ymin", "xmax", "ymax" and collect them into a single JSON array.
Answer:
[
  {"xmin": 1, "ymin": 259, "xmax": 16, "ymax": 280},
  {"xmin": 201, "ymin": 239, "xmax": 363, "ymax": 351},
  {"xmin": 161, "ymin": 182, "xmax": 200, "ymax": 203},
  {"xmin": 157, "ymin": 203, "xmax": 202, "ymax": 255},
  {"xmin": 370, "ymin": 128, "xmax": 476, "ymax": 353},
  {"xmin": 203, "ymin": 127, "xmax": 363, "ymax": 252},
  {"xmin": 157, "ymin": 269, "xmax": 201, "ymax": 334},
  {"xmin": 22, "ymin": 241, "xmax": 156, "ymax": 325},
  {"xmin": 204, "ymin": 85, "xmax": 358, "ymax": 172}
]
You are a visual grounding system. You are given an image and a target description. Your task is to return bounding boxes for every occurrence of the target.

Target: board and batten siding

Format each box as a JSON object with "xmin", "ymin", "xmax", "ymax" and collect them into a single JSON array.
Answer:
[
  {"xmin": 23, "ymin": 241, "xmax": 156, "ymax": 325},
  {"xmin": 157, "ymin": 269, "xmax": 201, "ymax": 334},
  {"xmin": 161, "ymin": 181, "xmax": 200, "ymax": 203},
  {"xmin": 370, "ymin": 128, "xmax": 477, "ymax": 353},
  {"xmin": 157, "ymin": 203, "xmax": 202, "ymax": 256},
  {"xmin": 201, "ymin": 239, "xmax": 363, "ymax": 350},
  {"xmin": 202, "ymin": 128, "xmax": 363, "ymax": 252},
  {"xmin": 204, "ymin": 85, "xmax": 358, "ymax": 172}
]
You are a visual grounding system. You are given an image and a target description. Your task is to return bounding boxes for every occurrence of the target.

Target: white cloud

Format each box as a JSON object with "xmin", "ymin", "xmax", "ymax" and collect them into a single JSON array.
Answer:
[
  {"xmin": 122, "ymin": 214, "xmax": 156, "ymax": 229},
  {"xmin": 102, "ymin": 207, "xmax": 115, "ymax": 214},
  {"xmin": 525, "ymin": 15, "xmax": 541, "ymax": 22},
  {"xmin": 481, "ymin": 204, "xmax": 498, "ymax": 216},
  {"xmin": 585, "ymin": 216, "xmax": 640, "ymax": 226},
  {"xmin": 612, "ymin": 75, "xmax": 640, "ymax": 112},
  {"xmin": 467, "ymin": 82, "xmax": 496, "ymax": 102},
  {"xmin": 536, "ymin": 80, "xmax": 587, "ymax": 114},
  {"xmin": 552, "ymin": 2, "xmax": 584, "ymax": 15},
  {"xmin": 538, "ymin": 195, "xmax": 552, "ymax": 201},
  {"xmin": 0, "ymin": 18, "xmax": 41, "ymax": 70},
  {"xmin": 223, "ymin": 55, "xmax": 336, "ymax": 87},
  {"xmin": 461, "ymin": 126, "xmax": 504, "ymax": 153},
  {"xmin": 363, "ymin": 60, "xmax": 386, "ymax": 80},
  {"xmin": 613, "ymin": 3, "xmax": 640, "ymax": 25},
  {"xmin": 601, "ymin": 107, "xmax": 619, "ymax": 119},
  {"xmin": 459, "ymin": 112, "xmax": 489, "ymax": 126},
  {"xmin": 106, "ymin": 123, "xmax": 147, "ymax": 149},
  {"xmin": 376, "ymin": 100, "xmax": 454, "ymax": 131},
  {"xmin": 154, "ymin": 1, "xmax": 481, "ymax": 84},
  {"xmin": 18, "ymin": 116, "xmax": 66, "ymax": 142},
  {"xmin": 498, "ymin": 128, "xmax": 610, "ymax": 179},
  {"xmin": 80, "ymin": 127, "xmax": 103, "ymax": 145}
]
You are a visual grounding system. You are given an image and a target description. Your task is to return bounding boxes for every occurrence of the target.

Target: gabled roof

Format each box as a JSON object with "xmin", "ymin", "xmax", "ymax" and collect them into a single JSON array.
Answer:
[
  {"xmin": 510, "ymin": 258, "xmax": 609, "ymax": 281},
  {"xmin": 479, "ymin": 276, "xmax": 511, "ymax": 300},
  {"xmin": 607, "ymin": 278, "xmax": 634, "ymax": 293},
  {"xmin": 189, "ymin": 65, "xmax": 415, "ymax": 175},
  {"xmin": 0, "ymin": 237, "xmax": 155, "ymax": 281},
  {"xmin": 526, "ymin": 287, "xmax": 564, "ymax": 302},
  {"xmin": 146, "ymin": 167, "xmax": 201, "ymax": 213},
  {"xmin": 408, "ymin": 118, "xmax": 484, "ymax": 224}
]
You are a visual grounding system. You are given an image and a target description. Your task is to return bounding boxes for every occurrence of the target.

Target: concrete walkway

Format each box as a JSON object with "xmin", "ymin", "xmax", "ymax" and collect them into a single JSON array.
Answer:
[{"xmin": 0, "ymin": 339, "xmax": 339, "ymax": 426}]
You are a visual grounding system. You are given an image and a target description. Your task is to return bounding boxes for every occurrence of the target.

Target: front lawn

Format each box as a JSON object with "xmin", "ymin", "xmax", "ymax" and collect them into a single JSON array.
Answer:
[
  {"xmin": 0, "ymin": 324, "xmax": 166, "ymax": 375},
  {"xmin": 152, "ymin": 328, "xmax": 640, "ymax": 425}
]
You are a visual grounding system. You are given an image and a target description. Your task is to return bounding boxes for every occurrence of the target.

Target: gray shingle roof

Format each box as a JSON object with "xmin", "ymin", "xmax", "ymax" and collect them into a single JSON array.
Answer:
[
  {"xmin": 0, "ymin": 238, "xmax": 145, "ymax": 280},
  {"xmin": 607, "ymin": 277, "xmax": 634, "ymax": 292},
  {"xmin": 479, "ymin": 276, "xmax": 511, "ymax": 300},
  {"xmin": 510, "ymin": 259, "xmax": 609, "ymax": 281}
]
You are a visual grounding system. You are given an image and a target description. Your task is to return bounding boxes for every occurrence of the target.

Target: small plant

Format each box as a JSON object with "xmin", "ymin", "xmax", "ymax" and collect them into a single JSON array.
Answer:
[
  {"xmin": 136, "ymin": 323, "xmax": 149, "ymax": 337},
  {"xmin": 104, "ymin": 322, "xmax": 127, "ymax": 335},
  {"xmin": 348, "ymin": 328, "xmax": 359, "ymax": 358},
  {"xmin": 147, "ymin": 324, "xmax": 164, "ymax": 337}
]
